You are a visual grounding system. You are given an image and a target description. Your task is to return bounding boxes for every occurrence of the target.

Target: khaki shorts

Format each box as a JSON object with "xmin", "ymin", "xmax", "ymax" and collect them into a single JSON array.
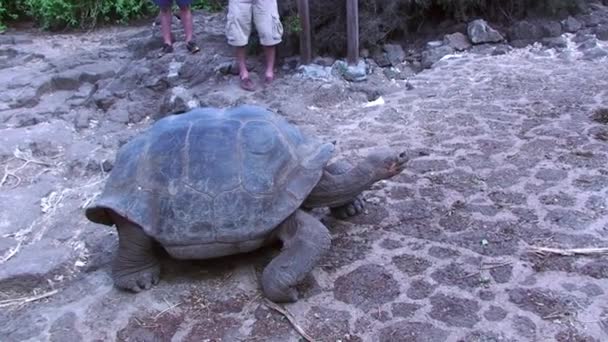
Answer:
[{"xmin": 226, "ymin": 0, "xmax": 283, "ymax": 47}]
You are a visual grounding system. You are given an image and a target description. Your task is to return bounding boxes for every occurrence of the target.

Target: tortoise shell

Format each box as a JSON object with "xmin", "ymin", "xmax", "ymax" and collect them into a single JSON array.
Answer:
[{"xmin": 85, "ymin": 105, "xmax": 334, "ymax": 247}]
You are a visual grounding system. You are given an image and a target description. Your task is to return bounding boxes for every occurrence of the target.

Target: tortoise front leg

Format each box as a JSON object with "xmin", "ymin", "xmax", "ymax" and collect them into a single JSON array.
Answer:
[
  {"xmin": 261, "ymin": 209, "xmax": 331, "ymax": 302},
  {"xmin": 305, "ymin": 159, "xmax": 366, "ymax": 218},
  {"xmin": 109, "ymin": 211, "xmax": 161, "ymax": 292}
]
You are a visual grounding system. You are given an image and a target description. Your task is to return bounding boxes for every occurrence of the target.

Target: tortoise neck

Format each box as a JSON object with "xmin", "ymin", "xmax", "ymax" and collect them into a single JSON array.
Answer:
[{"xmin": 304, "ymin": 160, "xmax": 377, "ymax": 208}]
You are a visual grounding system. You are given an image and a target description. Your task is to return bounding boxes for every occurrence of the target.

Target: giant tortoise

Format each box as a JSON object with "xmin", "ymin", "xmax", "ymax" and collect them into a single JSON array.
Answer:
[{"xmin": 85, "ymin": 105, "xmax": 407, "ymax": 302}]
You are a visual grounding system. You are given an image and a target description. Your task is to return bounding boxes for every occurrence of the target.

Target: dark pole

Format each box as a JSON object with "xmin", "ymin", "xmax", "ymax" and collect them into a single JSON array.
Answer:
[
  {"xmin": 346, "ymin": 0, "xmax": 359, "ymax": 65},
  {"xmin": 297, "ymin": 0, "xmax": 312, "ymax": 64}
]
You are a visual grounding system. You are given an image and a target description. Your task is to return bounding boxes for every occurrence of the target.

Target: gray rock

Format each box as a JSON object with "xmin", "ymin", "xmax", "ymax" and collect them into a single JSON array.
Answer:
[
  {"xmin": 594, "ymin": 25, "xmax": 608, "ymax": 41},
  {"xmin": 0, "ymin": 239, "xmax": 73, "ymax": 292},
  {"xmin": 421, "ymin": 45, "xmax": 454, "ymax": 69},
  {"xmin": 583, "ymin": 46, "xmax": 608, "ymax": 60},
  {"xmin": 383, "ymin": 44, "xmax": 406, "ymax": 66},
  {"xmin": 468, "ymin": 19, "xmax": 504, "ymax": 44},
  {"xmin": 444, "ymin": 32, "xmax": 472, "ymax": 51},
  {"xmin": 127, "ymin": 35, "xmax": 164, "ymax": 59},
  {"xmin": 159, "ymin": 86, "xmax": 200, "ymax": 116},
  {"xmin": 332, "ymin": 60, "xmax": 367, "ymax": 82},
  {"xmin": 108, "ymin": 108, "xmax": 130, "ymax": 124},
  {"xmin": 510, "ymin": 21, "xmax": 543, "ymax": 41},
  {"xmin": 542, "ymin": 36, "xmax": 568, "ymax": 49},
  {"xmin": 492, "ymin": 44, "xmax": 514, "ymax": 55},
  {"xmin": 562, "ymin": 16, "xmax": 583, "ymax": 33},
  {"xmin": 296, "ymin": 64, "xmax": 333, "ymax": 80},
  {"xmin": 510, "ymin": 39, "xmax": 534, "ymax": 48},
  {"xmin": 578, "ymin": 12, "xmax": 602, "ymax": 27},
  {"xmin": 540, "ymin": 21, "xmax": 563, "ymax": 37},
  {"xmin": 74, "ymin": 111, "xmax": 90, "ymax": 129},
  {"xmin": 92, "ymin": 89, "xmax": 116, "ymax": 112},
  {"xmin": 579, "ymin": 38, "xmax": 600, "ymax": 50},
  {"xmin": 372, "ymin": 51, "xmax": 391, "ymax": 67},
  {"xmin": 383, "ymin": 65, "xmax": 415, "ymax": 80}
]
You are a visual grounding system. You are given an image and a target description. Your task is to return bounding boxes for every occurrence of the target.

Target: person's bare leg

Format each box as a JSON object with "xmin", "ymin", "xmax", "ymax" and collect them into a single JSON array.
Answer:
[
  {"xmin": 263, "ymin": 45, "xmax": 276, "ymax": 82},
  {"xmin": 237, "ymin": 46, "xmax": 254, "ymax": 91},
  {"xmin": 159, "ymin": 7, "xmax": 172, "ymax": 45},
  {"xmin": 237, "ymin": 46, "xmax": 249, "ymax": 79},
  {"xmin": 180, "ymin": 6, "xmax": 193, "ymax": 43}
]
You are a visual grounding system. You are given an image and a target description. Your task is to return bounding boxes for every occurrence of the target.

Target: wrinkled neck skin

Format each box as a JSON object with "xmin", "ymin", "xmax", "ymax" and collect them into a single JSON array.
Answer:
[{"xmin": 304, "ymin": 159, "xmax": 379, "ymax": 208}]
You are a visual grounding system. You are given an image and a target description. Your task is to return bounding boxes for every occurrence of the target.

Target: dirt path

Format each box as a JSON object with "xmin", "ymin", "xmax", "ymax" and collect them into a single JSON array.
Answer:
[{"xmin": 1, "ymin": 10, "xmax": 608, "ymax": 342}]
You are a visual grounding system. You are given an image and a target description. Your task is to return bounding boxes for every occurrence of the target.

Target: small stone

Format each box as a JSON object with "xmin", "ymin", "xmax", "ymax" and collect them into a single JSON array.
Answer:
[
  {"xmin": 468, "ymin": 19, "xmax": 504, "ymax": 44},
  {"xmin": 74, "ymin": 111, "xmax": 90, "ymax": 129},
  {"xmin": 444, "ymin": 32, "xmax": 472, "ymax": 51},
  {"xmin": 216, "ymin": 61, "xmax": 236, "ymax": 75},
  {"xmin": 562, "ymin": 16, "xmax": 582, "ymax": 33}
]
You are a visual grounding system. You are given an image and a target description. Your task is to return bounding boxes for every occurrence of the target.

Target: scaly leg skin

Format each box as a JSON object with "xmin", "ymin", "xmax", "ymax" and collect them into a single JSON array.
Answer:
[
  {"xmin": 261, "ymin": 210, "xmax": 331, "ymax": 302},
  {"xmin": 321, "ymin": 159, "xmax": 366, "ymax": 219},
  {"xmin": 303, "ymin": 149, "xmax": 407, "ymax": 217},
  {"xmin": 330, "ymin": 195, "xmax": 365, "ymax": 219},
  {"xmin": 109, "ymin": 211, "xmax": 161, "ymax": 292}
]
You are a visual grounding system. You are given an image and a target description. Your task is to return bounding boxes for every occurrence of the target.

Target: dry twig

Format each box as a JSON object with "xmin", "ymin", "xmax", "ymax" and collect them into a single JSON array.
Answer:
[
  {"xmin": 263, "ymin": 299, "xmax": 316, "ymax": 342},
  {"xmin": 530, "ymin": 246, "xmax": 608, "ymax": 256},
  {"xmin": 154, "ymin": 301, "xmax": 182, "ymax": 320},
  {"xmin": 0, "ymin": 289, "xmax": 59, "ymax": 308}
]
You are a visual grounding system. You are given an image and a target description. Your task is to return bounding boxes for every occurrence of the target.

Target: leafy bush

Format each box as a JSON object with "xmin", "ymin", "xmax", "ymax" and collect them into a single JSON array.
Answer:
[
  {"xmin": 0, "ymin": 0, "xmax": 226, "ymax": 31},
  {"xmin": 192, "ymin": 0, "xmax": 225, "ymax": 12}
]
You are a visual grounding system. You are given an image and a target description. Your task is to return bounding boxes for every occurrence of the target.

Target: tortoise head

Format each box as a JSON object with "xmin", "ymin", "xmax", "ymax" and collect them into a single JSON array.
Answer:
[{"xmin": 365, "ymin": 147, "xmax": 408, "ymax": 181}]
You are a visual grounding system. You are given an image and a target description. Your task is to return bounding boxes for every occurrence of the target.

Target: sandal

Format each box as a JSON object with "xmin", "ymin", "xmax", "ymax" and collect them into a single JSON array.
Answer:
[
  {"xmin": 240, "ymin": 77, "xmax": 255, "ymax": 91},
  {"xmin": 186, "ymin": 41, "xmax": 200, "ymax": 54},
  {"xmin": 158, "ymin": 43, "xmax": 173, "ymax": 58}
]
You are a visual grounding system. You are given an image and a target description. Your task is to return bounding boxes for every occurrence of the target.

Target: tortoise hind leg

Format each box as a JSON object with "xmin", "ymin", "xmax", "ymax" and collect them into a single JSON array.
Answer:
[
  {"xmin": 109, "ymin": 211, "xmax": 161, "ymax": 292},
  {"xmin": 261, "ymin": 209, "xmax": 331, "ymax": 302}
]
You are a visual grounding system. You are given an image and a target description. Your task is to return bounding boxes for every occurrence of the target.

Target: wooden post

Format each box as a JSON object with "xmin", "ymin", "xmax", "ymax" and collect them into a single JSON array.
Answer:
[
  {"xmin": 297, "ymin": 0, "xmax": 312, "ymax": 65},
  {"xmin": 346, "ymin": 0, "xmax": 359, "ymax": 65}
]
